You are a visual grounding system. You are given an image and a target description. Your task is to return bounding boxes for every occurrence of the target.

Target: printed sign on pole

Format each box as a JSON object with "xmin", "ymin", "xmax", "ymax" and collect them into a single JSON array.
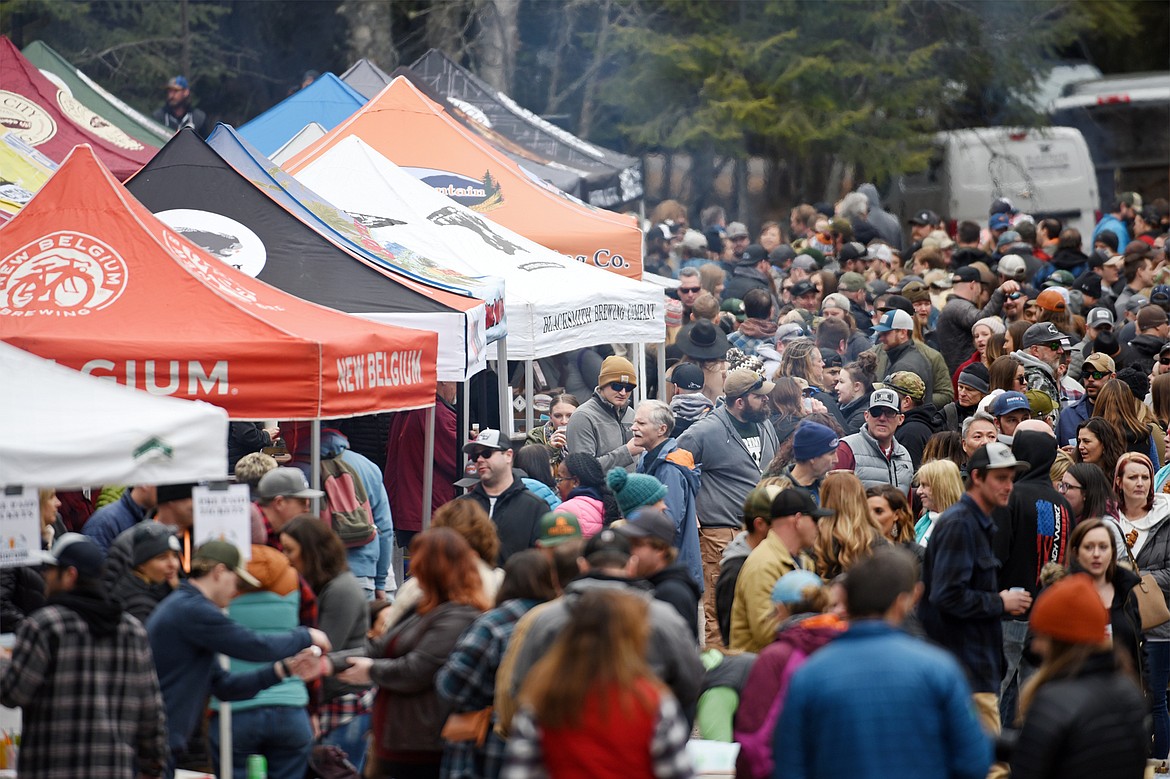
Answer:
[
  {"xmin": 192, "ymin": 483, "xmax": 253, "ymax": 561},
  {"xmin": 0, "ymin": 487, "xmax": 41, "ymax": 568}
]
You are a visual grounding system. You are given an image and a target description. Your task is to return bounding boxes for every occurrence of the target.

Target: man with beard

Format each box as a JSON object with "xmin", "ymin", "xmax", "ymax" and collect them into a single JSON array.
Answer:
[
  {"xmin": 1013, "ymin": 322, "xmax": 1068, "ymax": 418},
  {"xmin": 872, "ymin": 310, "xmax": 934, "ymax": 404},
  {"xmin": 835, "ymin": 389, "xmax": 914, "ymax": 492},
  {"xmin": 678, "ymin": 369, "xmax": 779, "ymax": 647},
  {"xmin": 566, "ymin": 355, "xmax": 642, "ymax": 473}
]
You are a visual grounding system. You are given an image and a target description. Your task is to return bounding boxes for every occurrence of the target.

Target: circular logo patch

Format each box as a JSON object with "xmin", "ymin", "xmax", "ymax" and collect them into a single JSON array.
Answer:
[
  {"xmin": 159, "ymin": 228, "xmax": 258, "ymax": 305},
  {"xmin": 155, "ymin": 209, "xmax": 267, "ymax": 277},
  {"xmin": 0, "ymin": 90, "xmax": 57, "ymax": 146},
  {"xmin": 0, "ymin": 231, "xmax": 128, "ymax": 315},
  {"xmin": 56, "ymin": 89, "xmax": 144, "ymax": 151}
]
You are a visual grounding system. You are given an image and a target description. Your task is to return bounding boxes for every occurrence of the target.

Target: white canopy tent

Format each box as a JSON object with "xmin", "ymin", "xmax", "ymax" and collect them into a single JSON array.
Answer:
[
  {"xmin": 294, "ymin": 136, "xmax": 667, "ymax": 428},
  {"xmin": 0, "ymin": 341, "xmax": 229, "ymax": 488}
]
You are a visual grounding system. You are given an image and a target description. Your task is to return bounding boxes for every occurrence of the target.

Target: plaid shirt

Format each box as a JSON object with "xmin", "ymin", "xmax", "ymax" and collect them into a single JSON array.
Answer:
[
  {"xmin": 500, "ymin": 693, "xmax": 693, "ymax": 779},
  {"xmin": 436, "ymin": 598, "xmax": 539, "ymax": 779},
  {"xmin": 0, "ymin": 596, "xmax": 168, "ymax": 778},
  {"xmin": 919, "ymin": 493, "xmax": 1006, "ymax": 692}
]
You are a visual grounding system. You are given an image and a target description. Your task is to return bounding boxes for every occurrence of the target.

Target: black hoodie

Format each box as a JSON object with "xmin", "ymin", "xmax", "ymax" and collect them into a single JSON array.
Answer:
[
  {"xmin": 993, "ymin": 431, "xmax": 1073, "ymax": 606},
  {"xmin": 49, "ymin": 582, "xmax": 125, "ymax": 637},
  {"xmin": 895, "ymin": 403, "xmax": 943, "ymax": 470},
  {"xmin": 647, "ymin": 562, "xmax": 702, "ymax": 639}
]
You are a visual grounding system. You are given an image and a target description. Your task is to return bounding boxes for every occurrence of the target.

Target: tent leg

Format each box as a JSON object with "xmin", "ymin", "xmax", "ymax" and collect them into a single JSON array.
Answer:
[
  {"xmin": 636, "ymin": 342, "xmax": 647, "ymax": 407},
  {"xmin": 657, "ymin": 341, "xmax": 667, "ymax": 400},
  {"xmin": 461, "ymin": 381, "xmax": 471, "ymax": 472},
  {"xmin": 497, "ymin": 337, "xmax": 513, "ymax": 436},
  {"xmin": 218, "ymin": 654, "xmax": 232, "ymax": 779},
  {"xmin": 310, "ymin": 420, "xmax": 321, "ymax": 516},
  {"xmin": 422, "ymin": 404, "xmax": 435, "ymax": 529},
  {"xmin": 525, "ymin": 360, "xmax": 534, "ymax": 435}
]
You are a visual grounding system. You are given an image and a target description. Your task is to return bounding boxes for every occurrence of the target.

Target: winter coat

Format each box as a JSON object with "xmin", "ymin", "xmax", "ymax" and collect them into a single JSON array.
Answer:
[
  {"xmin": 729, "ymin": 532, "xmax": 813, "ymax": 653},
  {"xmin": 716, "ymin": 532, "xmax": 753, "ymax": 646},
  {"xmin": 992, "ymin": 431, "xmax": 1074, "ymax": 604},
  {"xmin": 565, "ymin": 390, "xmax": 636, "ymax": 473},
  {"xmin": 837, "ymin": 426, "xmax": 913, "ymax": 492},
  {"xmin": 857, "ymin": 184, "xmax": 903, "ymax": 251},
  {"xmin": 877, "ymin": 340, "xmax": 934, "ymax": 404},
  {"xmin": 1013, "ymin": 349, "xmax": 1061, "ymax": 411},
  {"xmin": 639, "ymin": 439, "xmax": 704, "ymax": 590},
  {"xmin": 366, "ymin": 602, "xmax": 483, "ymax": 757},
  {"xmin": 227, "ymin": 422, "xmax": 273, "ymax": 470},
  {"xmin": 839, "ymin": 396, "xmax": 868, "ymax": 436},
  {"xmin": 677, "ymin": 406, "xmax": 779, "ymax": 530},
  {"xmin": 722, "ymin": 264, "xmax": 771, "ymax": 303},
  {"xmin": 937, "ymin": 290, "xmax": 1008, "ymax": 375},
  {"xmin": 646, "ymin": 563, "xmax": 702, "ymax": 639},
  {"xmin": 556, "ymin": 491, "xmax": 606, "ymax": 537},
  {"xmin": 1128, "ymin": 333, "xmax": 1166, "ymax": 376},
  {"xmin": 1032, "ymin": 246, "xmax": 1090, "ymax": 289},
  {"xmin": 520, "ymin": 477, "xmax": 561, "ymax": 510},
  {"xmin": 873, "ymin": 340, "xmax": 954, "ymax": 408},
  {"xmin": 458, "ymin": 471, "xmax": 547, "ymax": 563},
  {"xmin": 1124, "ymin": 498, "xmax": 1170, "ymax": 641},
  {"xmin": 384, "ymin": 396, "xmax": 457, "ymax": 533},
  {"xmin": 896, "ymin": 403, "xmax": 944, "ymax": 470},
  {"xmin": 1009, "ymin": 652, "xmax": 1147, "ymax": 779},
  {"xmin": 733, "ymin": 613, "xmax": 846, "ymax": 779},
  {"xmin": 112, "ymin": 573, "xmax": 175, "ymax": 624}
]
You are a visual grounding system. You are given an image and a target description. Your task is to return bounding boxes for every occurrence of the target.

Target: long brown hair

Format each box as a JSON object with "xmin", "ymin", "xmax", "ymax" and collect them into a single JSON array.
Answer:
[
  {"xmin": 280, "ymin": 514, "xmax": 349, "ymax": 592},
  {"xmin": 989, "ymin": 354, "xmax": 1024, "ymax": 393},
  {"xmin": 866, "ymin": 485, "xmax": 915, "ymax": 544},
  {"xmin": 1152, "ymin": 373, "xmax": 1170, "ymax": 428},
  {"xmin": 778, "ymin": 338, "xmax": 825, "ymax": 389},
  {"xmin": 1076, "ymin": 418, "xmax": 1126, "ymax": 482},
  {"xmin": 519, "ymin": 589, "xmax": 659, "ymax": 729},
  {"xmin": 1092, "ymin": 379, "xmax": 1148, "ymax": 442},
  {"xmin": 1069, "ymin": 518, "xmax": 1119, "ymax": 584},
  {"xmin": 816, "ymin": 472, "xmax": 884, "ymax": 578},
  {"xmin": 409, "ymin": 528, "xmax": 490, "ymax": 614}
]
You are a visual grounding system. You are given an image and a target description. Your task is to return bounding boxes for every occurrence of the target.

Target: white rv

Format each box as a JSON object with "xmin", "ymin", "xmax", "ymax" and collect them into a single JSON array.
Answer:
[{"xmin": 889, "ymin": 127, "xmax": 1099, "ymax": 242}]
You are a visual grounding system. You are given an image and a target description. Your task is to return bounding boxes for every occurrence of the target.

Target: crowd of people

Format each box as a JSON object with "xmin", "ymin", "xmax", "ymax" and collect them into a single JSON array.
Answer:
[{"xmin": 2, "ymin": 187, "xmax": 1170, "ymax": 779}]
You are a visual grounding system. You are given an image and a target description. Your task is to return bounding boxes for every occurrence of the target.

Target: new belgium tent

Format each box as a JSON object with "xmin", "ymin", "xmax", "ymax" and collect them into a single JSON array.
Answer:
[
  {"xmin": 0, "ymin": 37, "xmax": 153, "ymax": 179},
  {"xmin": 410, "ymin": 49, "xmax": 643, "ymax": 209},
  {"xmin": 127, "ymin": 127, "xmax": 490, "ymax": 382},
  {"xmin": 0, "ymin": 341, "xmax": 229, "ymax": 488},
  {"xmin": 237, "ymin": 73, "xmax": 367, "ymax": 158},
  {"xmin": 295, "ymin": 136, "xmax": 664, "ymax": 361},
  {"xmin": 22, "ymin": 40, "xmax": 171, "ymax": 148},
  {"xmin": 0, "ymin": 128, "xmax": 57, "ymax": 223},
  {"xmin": 0, "ymin": 145, "xmax": 438, "ymax": 420},
  {"xmin": 284, "ymin": 76, "xmax": 645, "ymax": 280}
]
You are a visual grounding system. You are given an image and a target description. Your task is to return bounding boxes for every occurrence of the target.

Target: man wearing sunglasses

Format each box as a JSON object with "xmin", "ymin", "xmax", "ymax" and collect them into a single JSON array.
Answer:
[
  {"xmin": 1057, "ymin": 353, "xmax": 1116, "ymax": 447},
  {"xmin": 457, "ymin": 429, "xmax": 548, "ymax": 563},
  {"xmin": 673, "ymin": 267, "xmax": 703, "ymax": 321},
  {"xmin": 677, "ymin": 368, "xmax": 779, "ymax": 647},
  {"xmin": 566, "ymin": 355, "xmax": 642, "ymax": 473},
  {"xmin": 834, "ymin": 389, "xmax": 913, "ymax": 492},
  {"xmin": 1012, "ymin": 322, "xmax": 1068, "ymax": 425}
]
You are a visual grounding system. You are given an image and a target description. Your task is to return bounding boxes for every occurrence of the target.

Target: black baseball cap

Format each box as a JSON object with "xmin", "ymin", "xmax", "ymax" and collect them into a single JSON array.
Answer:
[{"xmin": 770, "ymin": 488, "xmax": 834, "ymax": 519}]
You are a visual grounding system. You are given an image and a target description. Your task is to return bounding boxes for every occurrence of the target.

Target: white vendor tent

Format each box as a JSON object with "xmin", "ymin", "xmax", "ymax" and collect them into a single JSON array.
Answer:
[
  {"xmin": 293, "ymin": 136, "xmax": 665, "ymax": 363},
  {"xmin": 0, "ymin": 341, "xmax": 229, "ymax": 488}
]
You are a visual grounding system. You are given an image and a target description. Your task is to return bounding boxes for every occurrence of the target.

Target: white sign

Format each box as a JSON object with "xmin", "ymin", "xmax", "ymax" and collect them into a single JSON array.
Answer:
[
  {"xmin": 192, "ymin": 484, "xmax": 252, "ymax": 561},
  {"xmin": 0, "ymin": 488, "xmax": 40, "ymax": 568}
]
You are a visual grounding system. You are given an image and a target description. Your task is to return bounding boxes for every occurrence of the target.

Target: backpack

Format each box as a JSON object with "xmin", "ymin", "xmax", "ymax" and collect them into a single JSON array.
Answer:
[{"xmin": 319, "ymin": 455, "xmax": 376, "ymax": 548}]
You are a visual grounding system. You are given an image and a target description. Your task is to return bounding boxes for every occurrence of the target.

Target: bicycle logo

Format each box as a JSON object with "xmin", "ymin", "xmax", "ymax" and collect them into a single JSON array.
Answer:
[{"xmin": 0, "ymin": 232, "xmax": 128, "ymax": 316}]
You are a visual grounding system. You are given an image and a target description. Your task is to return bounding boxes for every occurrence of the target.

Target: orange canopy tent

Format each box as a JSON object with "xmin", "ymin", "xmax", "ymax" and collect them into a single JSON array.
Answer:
[
  {"xmin": 0, "ymin": 37, "xmax": 154, "ymax": 180},
  {"xmin": 0, "ymin": 145, "xmax": 438, "ymax": 420},
  {"xmin": 284, "ymin": 76, "xmax": 645, "ymax": 279}
]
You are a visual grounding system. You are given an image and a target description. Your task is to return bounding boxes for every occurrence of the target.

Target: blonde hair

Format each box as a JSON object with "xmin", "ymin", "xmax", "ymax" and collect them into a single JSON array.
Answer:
[
  {"xmin": 816, "ymin": 472, "xmax": 884, "ymax": 579},
  {"xmin": 778, "ymin": 338, "xmax": 824, "ymax": 389},
  {"xmin": 914, "ymin": 459, "xmax": 963, "ymax": 514},
  {"xmin": 1050, "ymin": 449, "xmax": 1074, "ymax": 484}
]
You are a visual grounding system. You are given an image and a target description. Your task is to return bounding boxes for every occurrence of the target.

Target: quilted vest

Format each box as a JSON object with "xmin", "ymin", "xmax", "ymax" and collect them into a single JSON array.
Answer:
[{"xmin": 842, "ymin": 427, "xmax": 913, "ymax": 491}]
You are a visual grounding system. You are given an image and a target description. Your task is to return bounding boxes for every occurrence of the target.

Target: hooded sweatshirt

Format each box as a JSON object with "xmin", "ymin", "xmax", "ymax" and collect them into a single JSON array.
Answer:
[
  {"xmin": 992, "ymin": 430, "xmax": 1073, "ymax": 605},
  {"xmin": 857, "ymin": 184, "xmax": 903, "ymax": 251},
  {"xmin": 733, "ymin": 613, "xmax": 846, "ymax": 779},
  {"xmin": 1033, "ymin": 246, "xmax": 1090, "ymax": 288},
  {"xmin": 646, "ymin": 563, "xmax": 702, "ymax": 639},
  {"xmin": 716, "ymin": 532, "xmax": 755, "ymax": 646}
]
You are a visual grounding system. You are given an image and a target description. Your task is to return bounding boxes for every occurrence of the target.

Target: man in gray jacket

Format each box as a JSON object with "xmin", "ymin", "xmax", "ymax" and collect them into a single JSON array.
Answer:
[
  {"xmin": 677, "ymin": 368, "xmax": 779, "ymax": 647},
  {"xmin": 566, "ymin": 355, "xmax": 642, "ymax": 473},
  {"xmin": 936, "ymin": 266, "xmax": 1018, "ymax": 374}
]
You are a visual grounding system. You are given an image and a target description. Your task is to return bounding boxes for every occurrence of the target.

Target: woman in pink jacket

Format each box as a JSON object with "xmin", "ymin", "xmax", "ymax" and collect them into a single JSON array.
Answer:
[{"xmin": 553, "ymin": 453, "xmax": 621, "ymax": 537}]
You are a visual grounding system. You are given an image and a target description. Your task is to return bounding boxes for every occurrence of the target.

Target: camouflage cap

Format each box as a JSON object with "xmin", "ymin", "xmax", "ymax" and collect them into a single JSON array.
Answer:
[{"xmin": 878, "ymin": 371, "xmax": 926, "ymax": 402}]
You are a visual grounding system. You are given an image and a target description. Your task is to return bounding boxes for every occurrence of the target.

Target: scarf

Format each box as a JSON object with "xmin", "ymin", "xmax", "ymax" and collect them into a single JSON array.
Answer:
[{"xmin": 738, "ymin": 317, "xmax": 778, "ymax": 340}]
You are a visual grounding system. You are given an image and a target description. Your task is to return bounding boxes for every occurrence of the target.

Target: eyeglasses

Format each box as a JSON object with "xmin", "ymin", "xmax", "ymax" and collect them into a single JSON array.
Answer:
[
  {"xmin": 554, "ymin": 475, "xmax": 577, "ymax": 484},
  {"xmin": 1057, "ymin": 482, "xmax": 1083, "ymax": 494},
  {"xmin": 869, "ymin": 407, "xmax": 900, "ymax": 419},
  {"xmin": 467, "ymin": 448, "xmax": 497, "ymax": 461},
  {"xmin": 1006, "ymin": 292, "xmax": 1023, "ymax": 300},
  {"xmin": 678, "ymin": 287, "xmax": 701, "ymax": 294},
  {"xmin": 1087, "ymin": 370, "xmax": 1113, "ymax": 379},
  {"xmin": 609, "ymin": 382, "xmax": 635, "ymax": 394}
]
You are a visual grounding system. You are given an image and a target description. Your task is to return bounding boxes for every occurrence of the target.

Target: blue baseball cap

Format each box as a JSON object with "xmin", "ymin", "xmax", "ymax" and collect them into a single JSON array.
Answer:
[
  {"xmin": 166, "ymin": 75, "xmax": 189, "ymax": 90},
  {"xmin": 989, "ymin": 212, "xmax": 1012, "ymax": 231},
  {"xmin": 990, "ymin": 391, "xmax": 1030, "ymax": 417},
  {"xmin": 771, "ymin": 569, "xmax": 825, "ymax": 605}
]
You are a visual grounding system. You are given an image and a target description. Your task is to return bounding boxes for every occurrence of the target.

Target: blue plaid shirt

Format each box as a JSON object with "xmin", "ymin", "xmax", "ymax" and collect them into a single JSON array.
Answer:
[
  {"xmin": 919, "ymin": 493, "xmax": 1006, "ymax": 692},
  {"xmin": 436, "ymin": 598, "xmax": 541, "ymax": 779}
]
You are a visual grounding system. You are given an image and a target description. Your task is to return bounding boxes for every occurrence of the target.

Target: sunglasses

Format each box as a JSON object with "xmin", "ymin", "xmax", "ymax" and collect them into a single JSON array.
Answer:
[
  {"xmin": 869, "ymin": 407, "xmax": 900, "ymax": 419},
  {"xmin": 1161, "ymin": 358, "xmax": 1170, "ymax": 366},
  {"xmin": 1006, "ymin": 292, "xmax": 1023, "ymax": 300},
  {"xmin": 467, "ymin": 448, "xmax": 497, "ymax": 461},
  {"xmin": 1087, "ymin": 370, "xmax": 1114, "ymax": 379},
  {"xmin": 609, "ymin": 382, "xmax": 636, "ymax": 393},
  {"xmin": 678, "ymin": 287, "xmax": 701, "ymax": 294}
]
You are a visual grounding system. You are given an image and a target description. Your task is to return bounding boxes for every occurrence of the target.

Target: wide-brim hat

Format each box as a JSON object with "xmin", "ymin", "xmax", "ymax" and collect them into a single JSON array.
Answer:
[{"xmin": 677, "ymin": 319, "xmax": 731, "ymax": 360}]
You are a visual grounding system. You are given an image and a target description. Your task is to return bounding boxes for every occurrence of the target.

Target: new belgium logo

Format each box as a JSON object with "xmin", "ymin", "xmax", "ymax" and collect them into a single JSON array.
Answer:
[{"xmin": 0, "ymin": 232, "xmax": 128, "ymax": 316}]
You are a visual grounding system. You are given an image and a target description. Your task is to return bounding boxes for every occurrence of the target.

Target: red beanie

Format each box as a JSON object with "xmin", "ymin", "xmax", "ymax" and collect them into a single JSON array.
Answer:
[{"xmin": 1029, "ymin": 573, "xmax": 1109, "ymax": 645}]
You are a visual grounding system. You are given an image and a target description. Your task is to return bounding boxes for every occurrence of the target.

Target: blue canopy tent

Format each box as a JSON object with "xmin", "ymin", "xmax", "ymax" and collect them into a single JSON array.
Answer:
[{"xmin": 237, "ymin": 73, "xmax": 366, "ymax": 157}]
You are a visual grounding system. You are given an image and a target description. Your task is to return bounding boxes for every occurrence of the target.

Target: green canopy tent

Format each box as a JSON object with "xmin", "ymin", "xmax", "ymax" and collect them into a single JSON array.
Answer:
[{"xmin": 22, "ymin": 40, "xmax": 171, "ymax": 148}]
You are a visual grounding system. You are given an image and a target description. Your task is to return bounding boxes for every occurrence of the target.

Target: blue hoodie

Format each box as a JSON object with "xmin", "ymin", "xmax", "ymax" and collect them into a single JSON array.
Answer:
[
  {"xmin": 294, "ymin": 428, "xmax": 395, "ymax": 594},
  {"xmin": 639, "ymin": 438, "xmax": 704, "ymax": 591}
]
